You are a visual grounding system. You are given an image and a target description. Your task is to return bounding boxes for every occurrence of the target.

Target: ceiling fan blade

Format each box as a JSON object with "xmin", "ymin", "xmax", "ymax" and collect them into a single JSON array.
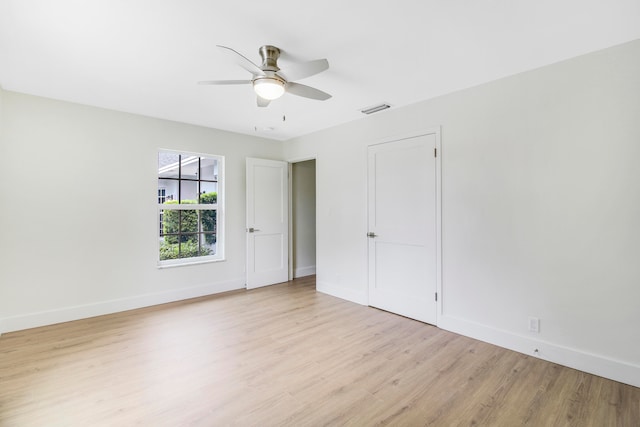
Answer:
[
  {"xmin": 198, "ymin": 80, "xmax": 251, "ymax": 85},
  {"xmin": 281, "ymin": 59, "xmax": 329, "ymax": 81},
  {"xmin": 286, "ymin": 82, "xmax": 332, "ymax": 101},
  {"xmin": 216, "ymin": 45, "xmax": 265, "ymax": 77},
  {"xmin": 257, "ymin": 96, "xmax": 271, "ymax": 108}
]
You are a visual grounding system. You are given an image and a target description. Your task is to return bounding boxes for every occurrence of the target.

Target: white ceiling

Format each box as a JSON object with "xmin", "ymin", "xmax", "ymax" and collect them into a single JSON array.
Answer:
[{"xmin": 1, "ymin": 1, "xmax": 639, "ymax": 141}]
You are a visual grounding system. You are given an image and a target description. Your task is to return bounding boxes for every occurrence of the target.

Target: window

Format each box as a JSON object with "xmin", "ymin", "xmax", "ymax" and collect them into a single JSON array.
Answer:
[{"xmin": 158, "ymin": 150, "xmax": 223, "ymax": 265}]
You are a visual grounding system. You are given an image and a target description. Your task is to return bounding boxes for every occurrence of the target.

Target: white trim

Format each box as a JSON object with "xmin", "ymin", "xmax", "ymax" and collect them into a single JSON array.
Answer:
[
  {"xmin": 0, "ymin": 278, "xmax": 244, "ymax": 334},
  {"xmin": 294, "ymin": 265, "xmax": 316, "ymax": 278},
  {"xmin": 288, "ymin": 162, "xmax": 294, "ymax": 280},
  {"xmin": 367, "ymin": 127, "xmax": 441, "ymax": 148},
  {"xmin": 286, "ymin": 154, "xmax": 318, "ymax": 164},
  {"xmin": 157, "ymin": 256, "xmax": 226, "ymax": 268},
  {"xmin": 438, "ymin": 314, "xmax": 640, "ymax": 388},
  {"xmin": 160, "ymin": 203, "xmax": 218, "ymax": 210},
  {"xmin": 317, "ymin": 280, "xmax": 368, "ymax": 306},
  {"xmin": 157, "ymin": 244, "xmax": 224, "ymax": 267},
  {"xmin": 216, "ymin": 156, "xmax": 225, "ymax": 260},
  {"xmin": 434, "ymin": 127, "xmax": 443, "ymax": 324}
]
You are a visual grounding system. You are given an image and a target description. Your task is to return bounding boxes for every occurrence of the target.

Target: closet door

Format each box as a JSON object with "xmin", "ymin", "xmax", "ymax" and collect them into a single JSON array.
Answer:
[{"xmin": 367, "ymin": 133, "xmax": 439, "ymax": 324}]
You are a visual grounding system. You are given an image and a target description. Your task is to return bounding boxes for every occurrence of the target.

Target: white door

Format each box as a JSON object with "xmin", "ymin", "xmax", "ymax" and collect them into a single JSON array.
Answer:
[
  {"xmin": 368, "ymin": 133, "xmax": 439, "ymax": 324},
  {"xmin": 246, "ymin": 158, "xmax": 289, "ymax": 289}
]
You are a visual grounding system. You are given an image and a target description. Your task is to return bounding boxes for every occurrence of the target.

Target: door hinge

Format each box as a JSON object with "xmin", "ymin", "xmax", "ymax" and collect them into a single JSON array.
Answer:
[
  {"xmin": 434, "ymin": 148, "xmax": 437, "ymax": 157},
  {"xmin": 435, "ymin": 292, "xmax": 438, "ymax": 302}
]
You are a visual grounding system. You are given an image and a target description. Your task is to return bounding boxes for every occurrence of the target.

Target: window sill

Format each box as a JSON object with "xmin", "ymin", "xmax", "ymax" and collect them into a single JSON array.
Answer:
[{"xmin": 157, "ymin": 257, "xmax": 225, "ymax": 269}]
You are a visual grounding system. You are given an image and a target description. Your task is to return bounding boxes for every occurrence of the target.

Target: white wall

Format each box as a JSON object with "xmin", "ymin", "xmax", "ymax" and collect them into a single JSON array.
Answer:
[
  {"xmin": 292, "ymin": 160, "xmax": 316, "ymax": 277},
  {"xmin": 0, "ymin": 85, "xmax": 3, "ymax": 127},
  {"xmin": 0, "ymin": 90, "xmax": 283, "ymax": 332},
  {"xmin": 283, "ymin": 39, "xmax": 640, "ymax": 387},
  {"xmin": 2, "ymin": 39, "xmax": 639, "ymax": 387}
]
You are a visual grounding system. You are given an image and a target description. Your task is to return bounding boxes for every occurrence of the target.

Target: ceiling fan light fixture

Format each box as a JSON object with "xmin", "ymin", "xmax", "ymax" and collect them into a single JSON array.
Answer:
[{"xmin": 253, "ymin": 77, "xmax": 285, "ymax": 100}]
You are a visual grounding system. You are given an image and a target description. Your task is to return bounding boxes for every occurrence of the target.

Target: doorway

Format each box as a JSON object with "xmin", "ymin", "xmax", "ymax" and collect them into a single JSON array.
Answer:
[{"xmin": 290, "ymin": 159, "xmax": 317, "ymax": 280}]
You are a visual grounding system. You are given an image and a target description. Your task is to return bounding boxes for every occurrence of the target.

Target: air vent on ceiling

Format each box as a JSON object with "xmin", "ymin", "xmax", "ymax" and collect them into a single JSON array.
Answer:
[{"xmin": 360, "ymin": 103, "xmax": 391, "ymax": 115}]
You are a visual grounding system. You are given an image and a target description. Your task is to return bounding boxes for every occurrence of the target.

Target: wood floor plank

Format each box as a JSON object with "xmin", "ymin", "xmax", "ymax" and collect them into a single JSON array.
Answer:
[{"xmin": 1, "ymin": 276, "xmax": 638, "ymax": 426}]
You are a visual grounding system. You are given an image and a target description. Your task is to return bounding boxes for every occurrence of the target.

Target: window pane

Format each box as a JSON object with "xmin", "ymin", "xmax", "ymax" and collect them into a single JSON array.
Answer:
[
  {"xmin": 200, "ymin": 157, "xmax": 218, "ymax": 181},
  {"xmin": 200, "ymin": 209, "xmax": 217, "ymax": 254},
  {"xmin": 180, "ymin": 156, "xmax": 199, "ymax": 179},
  {"xmin": 180, "ymin": 180, "xmax": 198, "ymax": 203},
  {"xmin": 160, "ymin": 209, "xmax": 180, "ymax": 239},
  {"xmin": 158, "ymin": 152, "xmax": 180, "ymax": 178},
  {"xmin": 200, "ymin": 209, "xmax": 216, "ymax": 233},
  {"xmin": 200, "ymin": 182, "xmax": 217, "ymax": 203},
  {"xmin": 158, "ymin": 179, "xmax": 177, "ymax": 203},
  {"xmin": 178, "ymin": 240, "xmax": 203, "ymax": 259},
  {"xmin": 201, "ymin": 235, "xmax": 216, "ymax": 256},
  {"xmin": 159, "ymin": 208, "xmax": 177, "ymax": 261},
  {"xmin": 179, "ymin": 209, "xmax": 199, "ymax": 235}
]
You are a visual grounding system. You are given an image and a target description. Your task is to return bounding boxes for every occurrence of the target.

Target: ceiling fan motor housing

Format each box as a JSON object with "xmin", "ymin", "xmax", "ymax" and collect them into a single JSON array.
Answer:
[{"xmin": 258, "ymin": 45, "xmax": 281, "ymax": 71}]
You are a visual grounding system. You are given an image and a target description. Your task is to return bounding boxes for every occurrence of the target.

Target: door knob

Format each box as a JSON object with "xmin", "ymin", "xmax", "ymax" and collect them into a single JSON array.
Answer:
[
  {"xmin": 367, "ymin": 232, "xmax": 377, "ymax": 238},
  {"xmin": 248, "ymin": 227, "xmax": 261, "ymax": 233}
]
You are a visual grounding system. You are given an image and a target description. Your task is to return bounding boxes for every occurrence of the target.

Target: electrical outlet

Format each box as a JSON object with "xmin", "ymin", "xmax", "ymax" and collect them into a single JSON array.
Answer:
[{"xmin": 528, "ymin": 317, "xmax": 540, "ymax": 333}]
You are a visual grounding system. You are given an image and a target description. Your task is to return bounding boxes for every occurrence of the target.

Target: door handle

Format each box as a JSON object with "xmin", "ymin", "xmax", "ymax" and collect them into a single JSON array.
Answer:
[
  {"xmin": 367, "ymin": 232, "xmax": 377, "ymax": 238},
  {"xmin": 248, "ymin": 227, "xmax": 261, "ymax": 233}
]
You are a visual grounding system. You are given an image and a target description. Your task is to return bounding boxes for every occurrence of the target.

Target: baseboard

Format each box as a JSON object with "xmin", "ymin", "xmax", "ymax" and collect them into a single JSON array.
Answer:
[
  {"xmin": 438, "ymin": 314, "xmax": 640, "ymax": 389},
  {"xmin": 0, "ymin": 278, "xmax": 245, "ymax": 334},
  {"xmin": 294, "ymin": 265, "xmax": 316, "ymax": 278},
  {"xmin": 316, "ymin": 280, "xmax": 368, "ymax": 306}
]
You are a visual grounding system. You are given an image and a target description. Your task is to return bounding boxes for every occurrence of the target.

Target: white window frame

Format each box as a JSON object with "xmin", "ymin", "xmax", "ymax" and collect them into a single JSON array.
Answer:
[{"xmin": 157, "ymin": 149, "xmax": 225, "ymax": 267}]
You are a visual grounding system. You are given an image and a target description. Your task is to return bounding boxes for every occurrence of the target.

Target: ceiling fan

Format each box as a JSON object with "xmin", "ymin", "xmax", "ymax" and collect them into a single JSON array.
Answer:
[{"xmin": 199, "ymin": 45, "xmax": 331, "ymax": 107}]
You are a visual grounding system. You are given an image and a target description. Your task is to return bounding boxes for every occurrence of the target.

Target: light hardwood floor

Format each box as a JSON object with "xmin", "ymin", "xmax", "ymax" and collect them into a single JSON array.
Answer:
[{"xmin": 1, "ymin": 276, "xmax": 638, "ymax": 426}]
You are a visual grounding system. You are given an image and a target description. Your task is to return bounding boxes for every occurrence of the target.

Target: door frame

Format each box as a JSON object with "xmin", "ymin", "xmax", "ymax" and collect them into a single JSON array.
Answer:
[
  {"xmin": 287, "ymin": 156, "xmax": 318, "ymax": 281},
  {"xmin": 367, "ymin": 127, "xmax": 443, "ymax": 324}
]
